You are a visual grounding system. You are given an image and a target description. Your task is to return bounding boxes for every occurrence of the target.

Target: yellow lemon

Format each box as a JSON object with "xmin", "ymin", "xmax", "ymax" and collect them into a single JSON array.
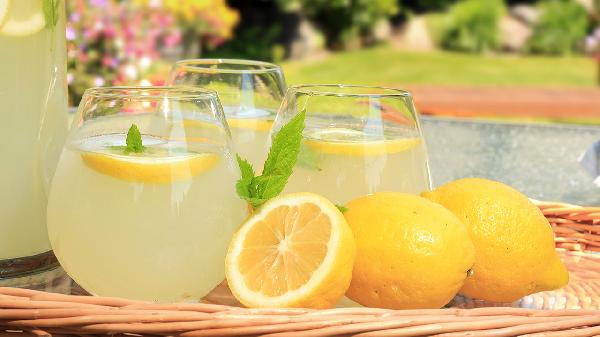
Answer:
[
  {"xmin": 422, "ymin": 178, "xmax": 569, "ymax": 302},
  {"xmin": 0, "ymin": 0, "xmax": 46, "ymax": 37},
  {"xmin": 305, "ymin": 128, "xmax": 421, "ymax": 156},
  {"xmin": 344, "ymin": 192, "xmax": 475, "ymax": 309},
  {"xmin": 81, "ymin": 152, "xmax": 218, "ymax": 184},
  {"xmin": 225, "ymin": 192, "xmax": 356, "ymax": 308}
]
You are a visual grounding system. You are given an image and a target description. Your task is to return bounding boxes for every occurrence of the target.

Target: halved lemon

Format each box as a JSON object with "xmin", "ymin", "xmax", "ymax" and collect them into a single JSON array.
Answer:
[
  {"xmin": 81, "ymin": 152, "xmax": 219, "ymax": 184},
  {"xmin": 0, "ymin": 0, "xmax": 46, "ymax": 37},
  {"xmin": 225, "ymin": 192, "xmax": 356, "ymax": 308},
  {"xmin": 304, "ymin": 129, "xmax": 421, "ymax": 156}
]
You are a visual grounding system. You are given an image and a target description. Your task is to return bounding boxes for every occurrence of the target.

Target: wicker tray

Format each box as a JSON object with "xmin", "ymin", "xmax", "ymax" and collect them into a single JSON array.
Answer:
[{"xmin": 1, "ymin": 201, "xmax": 599, "ymax": 337}]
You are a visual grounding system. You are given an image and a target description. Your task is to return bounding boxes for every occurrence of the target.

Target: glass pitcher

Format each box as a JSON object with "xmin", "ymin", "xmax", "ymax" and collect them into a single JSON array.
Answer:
[{"xmin": 0, "ymin": 0, "xmax": 68, "ymax": 278}]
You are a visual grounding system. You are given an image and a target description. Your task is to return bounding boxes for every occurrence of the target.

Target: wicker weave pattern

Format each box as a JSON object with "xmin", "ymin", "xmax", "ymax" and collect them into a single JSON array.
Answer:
[{"xmin": 0, "ymin": 201, "xmax": 599, "ymax": 337}]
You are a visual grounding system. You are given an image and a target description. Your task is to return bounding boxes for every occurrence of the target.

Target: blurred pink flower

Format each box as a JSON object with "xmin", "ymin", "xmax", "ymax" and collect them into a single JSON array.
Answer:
[
  {"xmin": 163, "ymin": 31, "xmax": 181, "ymax": 47},
  {"xmin": 93, "ymin": 76, "xmax": 105, "ymax": 87},
  {"xmin": 66, "ymin": 25, "xmax": 76, "ymax": 40},
  {"xmin": 67, "ymin": 0, "xmax": 238, "ymax": 105}
]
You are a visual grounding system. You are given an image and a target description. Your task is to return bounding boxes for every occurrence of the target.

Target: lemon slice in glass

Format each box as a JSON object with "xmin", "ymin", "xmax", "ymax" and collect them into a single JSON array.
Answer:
[
  {"xmin": 304, "ymin": 128, "xmax": 421, "ymax": 156},
  {"xmin": 0, "ymin": 0, "xmax": 46, "ymax": 37},
  {"xmin": 81, "ymin": 152, "xmax": 219, "ymax": 184},
  {"xmin": 227, "ymin": 118, "xmax": 273, "ymax": 132}
]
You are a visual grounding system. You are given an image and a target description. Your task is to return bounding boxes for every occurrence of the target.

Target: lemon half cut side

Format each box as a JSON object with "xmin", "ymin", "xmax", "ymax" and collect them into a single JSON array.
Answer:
[{"xmin": 225, "ymin": 192, "xmax": 356, "ymax": 308}]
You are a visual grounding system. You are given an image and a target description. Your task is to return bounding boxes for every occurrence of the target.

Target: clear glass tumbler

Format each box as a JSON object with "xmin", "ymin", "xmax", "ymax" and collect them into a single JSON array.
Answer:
[
  {"xmin": 168, "ymin": 59, "xmax": 286, "ymax": 168},
  {"xmin": 47, "ymin": 87, "xmax": 247, "ymax": 302},
  {"xmin": 271, "ymin": 84, "xmax": 432, "ymax": 204}
]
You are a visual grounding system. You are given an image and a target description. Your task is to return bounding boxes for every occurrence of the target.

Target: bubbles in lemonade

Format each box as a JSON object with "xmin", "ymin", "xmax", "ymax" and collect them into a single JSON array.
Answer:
[
  {"xmin": 47, "ymin": 131, "xmax": 246, "ymax": 302},
  {"xmin": 284, "ymin": 122, "xmax": 431, "ymax": 204}
]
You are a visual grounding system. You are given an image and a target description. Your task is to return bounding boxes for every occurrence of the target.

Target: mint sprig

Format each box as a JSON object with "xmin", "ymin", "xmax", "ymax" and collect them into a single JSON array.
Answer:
[
  {"xmin": 126, "ymin": 124, "xmax": 145, "ymax": 153},
  {"xmin": 43, "ymin": 0, "xmax": 60, "ymax": 29},
  {"xmin": 297, "ymin": 143, "xmax": 322, "ymax": 171},
  {"xmin": 236, "ymin": 110, "xmax": 306, "ymax": 209},
  {"xmin": 110, "ymin": 124, "xmax": 145, "ymax": 154}
]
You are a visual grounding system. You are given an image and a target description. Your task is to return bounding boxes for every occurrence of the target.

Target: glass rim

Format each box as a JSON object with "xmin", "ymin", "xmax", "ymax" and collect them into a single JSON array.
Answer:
[
  {"xmin": 290, "ymin": 84, "xmax": 413, "ymax": 98},
  {"xmin": 82, "ymin": 86, "xmax": 219, "ymax": 100},
  {"xmin": 172, "ymin": 58, "xmax": 282, "ymax": 74}
]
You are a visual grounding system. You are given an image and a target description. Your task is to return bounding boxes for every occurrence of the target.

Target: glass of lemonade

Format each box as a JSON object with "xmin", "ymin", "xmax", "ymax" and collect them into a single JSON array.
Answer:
[
  {"xmin": 272, "ymin": 84, "xmax": 431, "ymax": 204},
  {"xmin": 0, "ymin": 0, "xmax": 68, "ymax": 275},
  {"xmin": 168, "ymin": 59, "xmax": 286, "ymax": 169},
  {"xmin": 47, "ymin": 87, "xmax": 247, "ymax": 302}
]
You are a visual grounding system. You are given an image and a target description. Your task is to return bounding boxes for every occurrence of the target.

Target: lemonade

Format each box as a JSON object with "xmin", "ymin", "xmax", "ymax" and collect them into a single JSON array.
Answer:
[
  {"xmin": 48, "ymin": 134, "xmax": 246, "ymax": 302},
  {"xmin": 226, "ymin": 110, "xmax": 274, "ymax": 170},
  {"xmin": 284, "ymin": 126, "xmax": 431, "ymax": 204},
  {"xmin": 182, "ymin": 109, "xmax": 274, "ymax": 170},
  {"xmin": 0, "ymin": 0, "xmax": 68, "ymax": 262},
  {"xmin": 47, "ymin": 87, "xmax": 247, "ymax": 302},
  {"xmin": 168, "ymin": 59, "xmax": 285, "ymax": 169}
]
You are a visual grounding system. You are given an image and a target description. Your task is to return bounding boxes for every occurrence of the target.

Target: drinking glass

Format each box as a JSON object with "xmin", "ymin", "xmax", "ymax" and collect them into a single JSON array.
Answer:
[
  {"xmin": 168, "ymin": 59, "xmax": 286, "ymax": 168},
  {"xmin": 272, "ymin": 84, "xmax": 431, "ymax": 204},
  {"xmin": 47, "ymin": 87, "xmax": 247, "ymax": 302}
]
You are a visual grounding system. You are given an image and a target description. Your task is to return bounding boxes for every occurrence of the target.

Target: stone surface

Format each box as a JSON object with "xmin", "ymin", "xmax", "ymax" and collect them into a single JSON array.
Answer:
[
  {"xmin": 422, "ymin": 116, "xmax": 600, "ymax": 206},
  {"xmin": 393, "ymin": 16, "xmax": 435, "ymax": 51},
  {"xmin": 510, "ymin": 5, "xmax": 540, "ymax": 25},
  {"xmin": 289, "ymin": 18, "xmax": 324, "ymax": 60},
  {"xmin": 574, "ymin": 0, "xmax": 595, "ymax": 13},
  {"xmin": 500, "ymin": 15, "xmax": 532, "ymax": 51}
]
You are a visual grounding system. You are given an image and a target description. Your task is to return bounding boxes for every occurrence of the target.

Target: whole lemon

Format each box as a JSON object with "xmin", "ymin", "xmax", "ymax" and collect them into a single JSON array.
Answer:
[
  {"xmin": 422, "ymin": 178, "xmax": 569, "ymax": 303},
  {"xmin": 344, "ymin": 192, "xmax": 475, "ymax": 309}
]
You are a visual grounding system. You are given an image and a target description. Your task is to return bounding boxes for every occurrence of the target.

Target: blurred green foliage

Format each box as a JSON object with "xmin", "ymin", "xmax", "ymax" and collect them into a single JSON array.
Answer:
[
  {"xmin": 398, "ymin": 0, "xmax": 458, "ymax": 13},
  {"xmin": 205, "ymin": 24, "xmax": 283, "ymax": 62},
  {"xmin": 439, "ymin": 0, "xmax": 506, "ymax": 53},
  {"xmin": 527, "ymin": 0, "xmax": 590, "ymax": 56},
  {"xmin": 278, "ymin": 0, "xmax": 398, "ymax": 49}
]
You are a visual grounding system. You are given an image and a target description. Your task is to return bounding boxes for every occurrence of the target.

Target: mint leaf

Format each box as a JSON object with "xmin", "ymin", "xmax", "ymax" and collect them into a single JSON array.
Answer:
[
  {"xmin": 336, "ymin": 205, "xmax": 348, "ymax": 213},
  {"xmin": 126, "ymin": 124, "xmax": 144, "ymax": 153},
  {"xmin": 235, "ymin": 110, "xmax": 306, "ymax": 209},
  {"xmin": 255, "ymin": 109, "xmax": 305, "ymax": 204},
  {"xmin": 297, "ymin": 143, "xmax": 322, "ymax": 171},
  {"xmin": 43, "ymin": 0, "xmax": 60, "ymax": 29},
  {"xmin": 236, "ymin": 154, "xmax": 255, "ymax": 201}
]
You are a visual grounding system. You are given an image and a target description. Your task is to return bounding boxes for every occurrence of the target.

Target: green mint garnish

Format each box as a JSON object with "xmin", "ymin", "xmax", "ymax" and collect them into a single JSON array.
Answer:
[
  {"xmin": 235, "ymin": 155, "xmax": 262, "ymax": 207},
  {"xmin": 42, "ymin": 0, "xmax": 60, "ymax": 29},
  {"xmin": 297, "ymin": 143, "xmax": 322, "ymax": 171},
  {"xmin": 236, "ymin": 110, "xmax": 306, "ymax": 209},
  {"xmin": 335, "ymin": 205, "xmax": 348, "ymax": 213},
  {"xmin": 126, "ymin": 124, "xmax": 145, "ymax": 153}
]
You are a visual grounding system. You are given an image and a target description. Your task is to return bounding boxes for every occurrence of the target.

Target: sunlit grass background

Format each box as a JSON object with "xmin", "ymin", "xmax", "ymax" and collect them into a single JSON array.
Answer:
[{"xmin": 284, "ymin": 46, "xmax": 596, "ymax": 88}]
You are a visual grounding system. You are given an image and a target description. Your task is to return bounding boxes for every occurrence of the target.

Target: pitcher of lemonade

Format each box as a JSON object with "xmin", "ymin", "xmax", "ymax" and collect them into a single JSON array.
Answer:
[{"xmin": 0, "ymin": 0, "xmax": 68, "ymax": 277}]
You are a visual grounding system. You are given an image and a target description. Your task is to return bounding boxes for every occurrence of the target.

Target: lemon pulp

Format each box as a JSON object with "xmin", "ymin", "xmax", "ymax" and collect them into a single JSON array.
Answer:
[
  {"xmin": 304, "ymin": 128, "xmax": 421, "ymax": 156},
  {"xmin": 226, "ymin": 192, "xmax": 356, "ymax": 308},
  {"xmin": 81, "ymin": 152, "xmax": 219, "ymax": 184}
]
